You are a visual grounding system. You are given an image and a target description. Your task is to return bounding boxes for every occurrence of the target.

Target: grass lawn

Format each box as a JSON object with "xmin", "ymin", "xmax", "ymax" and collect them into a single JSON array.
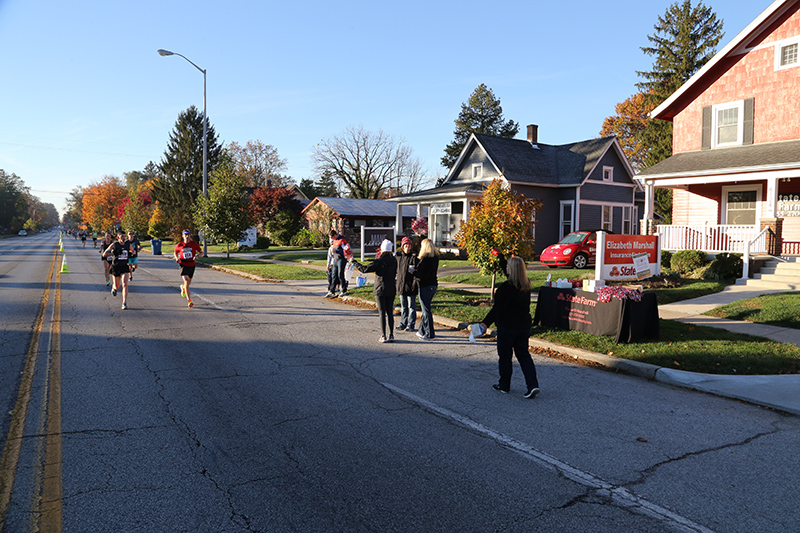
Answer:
[
  {"xmin": 197, "ymin": 257, "xmax": 327, "ymax": 281},
  {"xmin": 705, "ymin": 291, "xmax": 800, "ymax": 329},
  {"xmin": 346, "ymin": 285, "xmax": 800, "ymax": 375},
  {"xmin": 267, "ymin": 251, "xmax": 329, "ymax": 264}
]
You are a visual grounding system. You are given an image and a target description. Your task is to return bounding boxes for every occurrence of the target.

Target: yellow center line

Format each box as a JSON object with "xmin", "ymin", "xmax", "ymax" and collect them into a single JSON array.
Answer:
[{"xmin": 0, "ymin": 245, "xmax": 58, "ymax": 530}]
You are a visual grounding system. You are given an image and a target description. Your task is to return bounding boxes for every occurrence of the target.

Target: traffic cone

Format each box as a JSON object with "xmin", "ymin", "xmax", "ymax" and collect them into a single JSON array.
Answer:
[
  {"xmin": 60, "ymin": 255, "xmax": 69, "ymax": 273},
  {"xmin": 59, "ymin": 240, "xmax": 63, "ymax": 251}
]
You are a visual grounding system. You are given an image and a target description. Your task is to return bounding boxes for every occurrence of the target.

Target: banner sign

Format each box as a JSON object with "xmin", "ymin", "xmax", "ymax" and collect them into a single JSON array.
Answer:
[
  {"xmin": 595, "ymin": 233, "xmax": 660, "ymax": 281},
  {"xmin": 238, "ymin": 227, "xmax": 258, "ymax": 247},
  {"xmin": 430, "ymin": 203, "xmax": 452, "ymax": 215},
  {"xmin": 360, "ymin": 227, "xmax": 396, "ymax": 261}
]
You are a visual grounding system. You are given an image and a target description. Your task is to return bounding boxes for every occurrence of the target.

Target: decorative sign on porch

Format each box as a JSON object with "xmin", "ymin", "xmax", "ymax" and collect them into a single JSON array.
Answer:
[
  {"xmin": 430, "ymin": 203, "xmax": 452, "ymax": 215},
  {"xmin": 777, "ymin": 195, "xmax": 800, "ymax": 217},
  {"xmin": 360, "ymin": 227, "xmax": 396, "ymax": 261},
  {"xmin": 595, "ymin": 233, "xmax": 660, "ymax": 281}
]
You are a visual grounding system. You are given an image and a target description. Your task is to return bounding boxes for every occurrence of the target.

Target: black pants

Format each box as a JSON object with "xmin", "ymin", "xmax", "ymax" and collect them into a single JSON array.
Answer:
[
  {"xmin": 375, "ymin": 294, "xmax": 395, "ymax": 337},
  {"xmin": 496, "ymin": 326, "xmax": 539, "ymax": 391}
]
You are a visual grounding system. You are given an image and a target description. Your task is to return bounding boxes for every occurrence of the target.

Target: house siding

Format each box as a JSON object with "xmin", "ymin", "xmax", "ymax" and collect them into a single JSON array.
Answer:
[
  {"xmin": 671, "ymin": 187, "xmax": 720, "ymax": 226},
  {"xmin": 672, "ymin": 3, "xmax": 800, "ymax": 153},
  {"xmin": 450, "ymin": 145, "xmax": 501, "ymax": 183},
  {"xmin": 580, "ymin": 182, "xmax": 635, "ymax": 203}
]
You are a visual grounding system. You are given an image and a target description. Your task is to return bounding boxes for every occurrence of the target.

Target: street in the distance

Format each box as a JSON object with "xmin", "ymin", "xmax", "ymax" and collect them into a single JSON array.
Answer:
[{"xmin": 2, "ymin": 234, "xmax": 800, "ymax": 532}]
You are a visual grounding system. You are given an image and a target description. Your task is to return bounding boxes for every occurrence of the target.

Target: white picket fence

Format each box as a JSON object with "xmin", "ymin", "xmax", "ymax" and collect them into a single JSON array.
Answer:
[{"xmin": 656, "ymin": 224, "xmax": 766, "ymax": 254}]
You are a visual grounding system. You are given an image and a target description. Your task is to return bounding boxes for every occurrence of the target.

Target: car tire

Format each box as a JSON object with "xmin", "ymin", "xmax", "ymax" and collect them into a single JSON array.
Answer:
[{"xmin": 572, "ymin": 253, "xmax": 588, "ymax": 269}]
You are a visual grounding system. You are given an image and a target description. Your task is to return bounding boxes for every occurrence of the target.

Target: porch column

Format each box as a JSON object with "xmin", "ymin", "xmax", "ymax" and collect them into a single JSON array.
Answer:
[
  {"xmin": 395, "ymin": 203, "xmax": 403, "ymax": 234},
  {"xmin": 416, "ymin": 203, "xmax": 422, "ymax": 219},
  {"xmin": 765, "ymin": 177, "xmax": 778, "ymax": 218},
  {"xmin": 643, "ymin": 181, "xmax": 655, "ymax": 234},
  {"xmin": 463, "ymin": 199, "xmax": 469, "ymax": 222},
  {"xmin": 761, "ymin": 218, "xmax": 783, "ymax": 255}
]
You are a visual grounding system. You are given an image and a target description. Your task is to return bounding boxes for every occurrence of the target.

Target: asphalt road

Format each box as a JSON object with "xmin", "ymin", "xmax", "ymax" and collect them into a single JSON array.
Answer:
[{"xmin": 2, "ymin": 233, "xmax": 800, "ymax": 532}]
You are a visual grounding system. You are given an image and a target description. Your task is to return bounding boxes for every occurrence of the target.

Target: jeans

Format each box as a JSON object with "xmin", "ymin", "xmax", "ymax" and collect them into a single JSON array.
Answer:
[
  {"xmin": 399, "ymin": 294, "xmax": 417, "ymax": 329},
  {"xmin": 334, "ymin": 258, "xmax": 348, "ymax": 292},
  {"xmin": 418, "ymin": 285, "xmax": 437, "ymax": 339},
  {"xmin": 496, "ymin": 326, "xmax": 539, "ymax": 391}
]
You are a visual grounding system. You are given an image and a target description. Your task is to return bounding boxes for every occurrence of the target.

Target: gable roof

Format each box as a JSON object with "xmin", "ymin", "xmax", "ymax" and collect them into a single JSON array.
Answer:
[
  {"xmin": 301, "ymin": 197, "xmax": 419, "ymax": 218},
  {"xmin": 463, "ymin": 134, "xmax": 627, "ymax": 187},
  {"xmin": 652, "ymin": 0, "xmax": 795, "ymax": 120}
]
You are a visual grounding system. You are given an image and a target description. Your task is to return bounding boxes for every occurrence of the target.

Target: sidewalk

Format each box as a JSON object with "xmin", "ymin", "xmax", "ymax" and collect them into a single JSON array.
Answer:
[{"xmin": 205, "ymin": 251, "xmax": 800, "ymax": 416}]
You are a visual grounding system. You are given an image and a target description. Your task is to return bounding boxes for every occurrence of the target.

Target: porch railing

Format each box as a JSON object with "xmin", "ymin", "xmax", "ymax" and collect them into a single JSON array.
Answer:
[
  {"xmin": 656, "ymin": 224, "xmax": 762, "ymax": 254},
  {"xmin": 742, "ymin": 227, "xmax": 770, "ymax": 280}
]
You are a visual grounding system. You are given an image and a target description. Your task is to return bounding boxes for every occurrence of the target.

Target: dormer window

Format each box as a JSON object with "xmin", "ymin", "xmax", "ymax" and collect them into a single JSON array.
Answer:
[
  {"xmin": 472, "ymin": 163, "xmax": 483, "ymax": 180},
  {"xmin": 602, "ymin": 166, "xmax": 614, "ymax": 182},
  {"xmin": 775, "ymin": 37, "xmax": 799, "ymax": 70}
]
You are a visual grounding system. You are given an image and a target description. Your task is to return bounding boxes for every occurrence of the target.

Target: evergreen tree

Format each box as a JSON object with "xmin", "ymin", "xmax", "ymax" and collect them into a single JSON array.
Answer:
[
  {"xmin": 152, "ymin": 106, "xmax": 223, "ymax": 235},
  {"xmin": 636, "ymin": 0, "xmax": 724, "ymax": 168},
  {"xmin": 441, "ymin": 84, "xmax": 519, "ymax": 170}
]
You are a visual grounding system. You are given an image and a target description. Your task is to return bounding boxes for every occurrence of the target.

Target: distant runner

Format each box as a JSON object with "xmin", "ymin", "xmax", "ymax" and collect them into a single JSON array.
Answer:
[
  {"xmin": 99, "ymin": 232, "xmax": 114, "ymax": 286},
  {"xmin": 126, "ymin": 231, "xmax": 141, "ymax": 280},
  {"xmin": 173, "ymin": 230, "xmax": 203, "ymax": 308}
]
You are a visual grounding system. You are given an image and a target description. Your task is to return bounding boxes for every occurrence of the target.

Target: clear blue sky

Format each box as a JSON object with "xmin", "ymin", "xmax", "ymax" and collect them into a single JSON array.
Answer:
[{"xmin": 0, "ymin": 0, "xmax": 767, "ymax": 217}]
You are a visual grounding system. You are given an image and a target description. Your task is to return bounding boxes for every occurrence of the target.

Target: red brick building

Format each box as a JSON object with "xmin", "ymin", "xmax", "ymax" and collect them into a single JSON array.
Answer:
[{"xmin": 638, "ymin": 0, "xmax": 800, "ymax": 259}]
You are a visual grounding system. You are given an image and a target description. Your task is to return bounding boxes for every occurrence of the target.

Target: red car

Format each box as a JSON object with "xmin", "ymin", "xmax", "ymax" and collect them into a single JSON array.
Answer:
[{"xmin": 540, "ymin": 230, "xmax": 604, "ymax": 269}]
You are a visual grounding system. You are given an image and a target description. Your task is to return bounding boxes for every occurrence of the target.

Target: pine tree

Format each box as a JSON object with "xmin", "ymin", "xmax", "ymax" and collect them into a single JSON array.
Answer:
[
  {"xmin": 636, "ymin": 0, "xmax": 724, "ymax": 168},
  {"xmin": 152, "ymin": 106, "xmax": 223, "ymax": 235},
  {"xmin": 441, "ymin": 84, "xmax": 519, "ymax": 170}
]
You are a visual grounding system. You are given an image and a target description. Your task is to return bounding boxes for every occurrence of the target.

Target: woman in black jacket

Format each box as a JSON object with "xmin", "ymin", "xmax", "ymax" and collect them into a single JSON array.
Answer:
[
  {"xmin": 413, "ymin": 238, "xmax": 439, "ymax": 340},
  {"xmin": 355, "ymin": 239, "xmax": 398, "ymax": 343},
  {"xmin": 480, "ymin": 256, "xmax": 540, "ymax": 398}
]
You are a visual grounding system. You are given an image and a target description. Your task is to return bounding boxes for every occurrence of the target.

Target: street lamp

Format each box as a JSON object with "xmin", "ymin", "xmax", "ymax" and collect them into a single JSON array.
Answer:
[{"xmin": 158, "ymin": 48, "xmax": 208, "ymax": 257}]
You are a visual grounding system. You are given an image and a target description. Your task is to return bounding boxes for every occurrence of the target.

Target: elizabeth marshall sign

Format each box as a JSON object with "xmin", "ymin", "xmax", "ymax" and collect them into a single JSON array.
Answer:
[{"xmin": 596, "ymin": 233, "xmax": 660, "ymax": 281}]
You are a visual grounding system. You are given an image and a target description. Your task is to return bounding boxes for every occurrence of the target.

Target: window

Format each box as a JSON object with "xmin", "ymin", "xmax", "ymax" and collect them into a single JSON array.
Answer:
[
  {"xmin": 622, "ymin": 206, "xmax": 633, "ymax": 235},
  {"xmin": 601, "ymin": 205, "xmax": 612, "ymax": 232},
  {"xmin": 712, "ymin": 101, "xmax": 745, "ymax": 147},
  {"xmin": 602, "ymin": 166, "xmax": 613, "ymax": 182},
  {"xmin": 472, "ymin": 163, "xmax": 483, "ymax": 180},
  {"xmin": 722, "ymin": 185, "xmax": 761, "ymax": 225},
  {"xmin": 775, "ymin": 38, "xmax": 800, "ymax": 70},
  {"xmin": 559, "ymin": 201, "xmax": 574, "ymax": 239}
]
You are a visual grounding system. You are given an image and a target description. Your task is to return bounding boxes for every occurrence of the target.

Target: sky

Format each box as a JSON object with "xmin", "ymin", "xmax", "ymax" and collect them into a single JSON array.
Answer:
[{"xmin": 0, "ymin": 0, "xmax": 770, "ymax": 218}]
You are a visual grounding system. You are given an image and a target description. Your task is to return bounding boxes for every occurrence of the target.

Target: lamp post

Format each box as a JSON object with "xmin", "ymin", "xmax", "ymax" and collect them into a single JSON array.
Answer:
[{"xmin": 157, "ymin": 48, "xmax": 208, "ymax": 257}]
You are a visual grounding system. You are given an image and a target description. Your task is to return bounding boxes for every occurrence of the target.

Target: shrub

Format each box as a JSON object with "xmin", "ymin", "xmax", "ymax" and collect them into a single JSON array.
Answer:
[
  {"xmin": 439, "ymin": 250, "xmax": 459, "ymax": 260},
  {"xmin": 292, "ymin": 228, "xmax": 314, "ymax": 247},
  {"xmin": 256, "ymin": 235, "xmax": 271, "ymax": 249},
  {"xmin": 671, "ymin": 249, "xmax": 707, "ymax": 275},
  {"xmin": 660, "ymin": 250, "xmax": 672, "ymax": 270},
  {"xmin": 702, "ymin": 252, "xmax": 743, "ymax": 281}
]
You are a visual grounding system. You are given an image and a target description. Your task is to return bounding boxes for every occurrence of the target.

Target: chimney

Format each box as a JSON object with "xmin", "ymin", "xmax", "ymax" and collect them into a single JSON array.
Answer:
[{"xmin": 527, "ymin": 124, "xmax": 538, "ymax": 144}]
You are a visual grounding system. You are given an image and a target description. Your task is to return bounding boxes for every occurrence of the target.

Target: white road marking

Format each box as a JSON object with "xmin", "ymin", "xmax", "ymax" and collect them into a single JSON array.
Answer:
[{"xmin": 383, "ymin": 383, "xmax": 715, "ymax": 533}]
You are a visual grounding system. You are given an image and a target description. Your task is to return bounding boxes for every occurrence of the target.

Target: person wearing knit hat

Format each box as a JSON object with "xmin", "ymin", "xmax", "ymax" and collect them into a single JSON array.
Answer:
[
  {"xmin": 395, "ymin": 236, "xmax": 418, "ymax": 332},
  {"xmin": 353, "ymin": 239, "xmax": 398, "ymax": 343}
]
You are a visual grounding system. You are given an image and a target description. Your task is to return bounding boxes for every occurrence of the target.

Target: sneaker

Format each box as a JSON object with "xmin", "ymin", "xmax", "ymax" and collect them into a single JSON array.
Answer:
[
  {"xmin": 339, "ymin": 291, "xmax": 348, "ymax": 297},
  {"xmin": 187, "ymin": 299, "xmax": 194, "ymax": 308},
  {"xmin": 129, "ymin": 273, "xmax": 133, "ymax": 281},
  {"xmin": 112, "ymin": 288, "xmax": 117, "ymax": 297},
  {"xmin": 180, "ymin": 286, "xmax": 186, "ymax": 298},
  {"xmin": 387, "ymin": 335, "xmax": 394, "ymax": 343},
  {"xmin": 324, "ymin": 291, "xmax": 335, "ymax": 298},
  {"xmin": 121, "ymin": 303, "xmax": 128, "ymax": 310},
  {"xmin": 524, "ymin": 388, "xmax": 540, "ymax": 399},
  {"xmin": 106, "ymin": 280, "xmax": 110, "ymax": 286},
  {"xmin": 379, "ymin": 335, "xmax": 386, "ymax": 343},
  {"xmin": 492, "ymin": 384, "xmax": 509, "ymax": 394},
  {"xmin": 416, "ymin": 331, "xmax": 424, "ymax": 339},
  {"xmin": 405, "ymin": 326, "xmax": 416, "ymax": 332},
  {"xmin": 396, "ymin": 325, "xmax": 406, "ymax": 331}
]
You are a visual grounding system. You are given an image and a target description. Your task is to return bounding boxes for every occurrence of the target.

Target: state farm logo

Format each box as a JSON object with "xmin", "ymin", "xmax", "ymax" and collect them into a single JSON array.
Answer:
[{"xmin": 609, "ymin": 266, "xmax": 636, "ymax": 277}]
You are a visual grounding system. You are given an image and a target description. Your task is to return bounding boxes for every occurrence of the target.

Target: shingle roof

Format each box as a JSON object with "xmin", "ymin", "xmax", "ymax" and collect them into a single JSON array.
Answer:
[
  {"xmin": 302, "ymin": 197, "xmax": 419, "ymax": 217},
  {"xmin": 386, "ymin": 182, "xmax": 487, "ymax": 202},
  {"xmin": 637, "ymin": 140, "xmax": 800, "ymax": 177},
  {"xmin": 475, "ymin": 134, "xmax": 617, "ymax": 186}
]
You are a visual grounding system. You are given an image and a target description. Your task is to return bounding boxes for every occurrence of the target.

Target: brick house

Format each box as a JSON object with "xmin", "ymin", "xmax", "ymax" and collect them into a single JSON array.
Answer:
[
  {"xmin": 388, "ymin": 125, "xmax": 643, "ymax": 257},
  {"xmin": 637, "ymin": 0, "xmax": 800, "ymax": 262}
]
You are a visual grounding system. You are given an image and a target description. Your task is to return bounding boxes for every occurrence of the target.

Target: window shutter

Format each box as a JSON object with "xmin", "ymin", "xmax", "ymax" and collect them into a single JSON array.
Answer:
[
  {"xmin": 743, "ymin": 98, "xmax": 754, "ymax": 145},
  {"xmin": 701, "ymin": 106, "xmax": 712, "ymax": 150}
]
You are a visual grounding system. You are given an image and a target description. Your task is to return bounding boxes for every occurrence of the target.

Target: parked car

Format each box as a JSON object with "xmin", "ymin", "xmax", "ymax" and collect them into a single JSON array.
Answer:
[
  {"xmin": 18, "ymin": 230, "xmax": 27, "ymax": 236},
  {"xmin": 539, "ymin": 230, "xmax": 612, "ymax": 269}
]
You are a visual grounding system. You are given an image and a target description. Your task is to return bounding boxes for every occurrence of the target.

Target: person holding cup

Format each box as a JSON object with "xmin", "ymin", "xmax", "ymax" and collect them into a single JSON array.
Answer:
[{"xmin": 395, "ymin": 237, "xmax": 418, "ymax": 332}]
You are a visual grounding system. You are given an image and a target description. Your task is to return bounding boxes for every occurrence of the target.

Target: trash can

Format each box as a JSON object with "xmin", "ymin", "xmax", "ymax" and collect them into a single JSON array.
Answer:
[{"xmin": 151, "ymin": 239, "xmax": 162, "ymax": 255}]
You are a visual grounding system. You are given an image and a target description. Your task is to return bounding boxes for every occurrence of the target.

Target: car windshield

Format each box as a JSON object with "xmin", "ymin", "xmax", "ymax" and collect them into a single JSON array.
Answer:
[{"xmin": 558, "ymin": 232, "xmax": 590, "ymax": 245}]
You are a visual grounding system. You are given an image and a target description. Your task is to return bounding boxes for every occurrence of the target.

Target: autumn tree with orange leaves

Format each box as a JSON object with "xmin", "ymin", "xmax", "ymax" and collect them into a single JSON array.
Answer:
[
  {"xmin": 82, "ymin": 176, "xmax": 127, "ymax": 232},
  {"xmin": 456, "ymin": 179, "xmax": 540, "ymax": 297},
  {"xmin": 600, "ymin": 92, "xmax": 655, "ymax": 172}
]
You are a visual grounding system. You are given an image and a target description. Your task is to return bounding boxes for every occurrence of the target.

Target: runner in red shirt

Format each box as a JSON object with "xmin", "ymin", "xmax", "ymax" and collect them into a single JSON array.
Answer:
[{"xmin": 173, "ymin": 230, "xmax": 203, "ymax": 308}]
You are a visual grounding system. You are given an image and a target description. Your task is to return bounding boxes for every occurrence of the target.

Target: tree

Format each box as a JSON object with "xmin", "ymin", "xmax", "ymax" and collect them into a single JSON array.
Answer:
[
  {"xmin": 152, "ymin": 106, "xmax": 224, "ymax": 236},
  {"xmin": 441, "ymin": 84, "xmax": 519, "ymax": 170},
  {"xmin": 0, "ymin": 170, "xmax": 29, "ymax": 231},
  {"xmin": 228, "ymin": 140, "xmax": 290, "ymax": 188},
  {"xmin": 455, "ymin": 179, "xmax": 541, "ymax": 297},
  {"xmin": 636, "ymin": 0, "xmax": 724, "ymax": 168},
  {"xmin": 311, "ymin": 125, "xmax": 420, "ymax": 199},
  {"xmin": 121, "ymin": 187, "xmax": 154, "ymax": 238},
  {"xmin": 82, "ymin": 176, "xmax": 127, "ymax": 232},
  {"xmin": 298, "ymin": 172, "xmax": 340, "ymax": 199},
  {"xmin": 600, "ymin": 91, "xmax": 655, "ymax": 171},
  {"xmin": 249, "ymin": 185, "xmax": 303, "ymax": 246},
  {"xmin": 62, "ymin": 186, "xmax": 84, "ymax": 228},
  {"xmin": 194, "ymin": 162, "xmax": 253, "ymax": 258}
]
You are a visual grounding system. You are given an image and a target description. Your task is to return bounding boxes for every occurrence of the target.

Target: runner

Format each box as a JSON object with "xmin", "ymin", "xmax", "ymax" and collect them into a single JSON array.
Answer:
[
  {"xmin": 173, "ymin": 230, "xmax": 203, "ymax": 308},
  {"xmin": 92, "ymin": 231, "xmax": 98, "ymax": 248},
  {"xmin": 126, "ymin": 231, "xmax": 141, "ymax": 280},
  {"xmin": 99, "ymin": 232, "xmax": 114, "ymax": 286},
  {"xmin": 102, "ymin": 231, "xmax": 132, "ymax": 310},
  {"xmin": 80, "ymin": 231, "xmax": 87, "ymax": 248}
]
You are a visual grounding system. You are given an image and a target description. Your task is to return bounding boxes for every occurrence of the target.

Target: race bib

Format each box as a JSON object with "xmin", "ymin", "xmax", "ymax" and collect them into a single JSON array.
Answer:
[
  {"xmin": 182, "ymin": 249, "xmax": 193, "ymax": 260},
  {"xmin": 119, "ymin": 251, "xmax": 128, "ymax": 260}
]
